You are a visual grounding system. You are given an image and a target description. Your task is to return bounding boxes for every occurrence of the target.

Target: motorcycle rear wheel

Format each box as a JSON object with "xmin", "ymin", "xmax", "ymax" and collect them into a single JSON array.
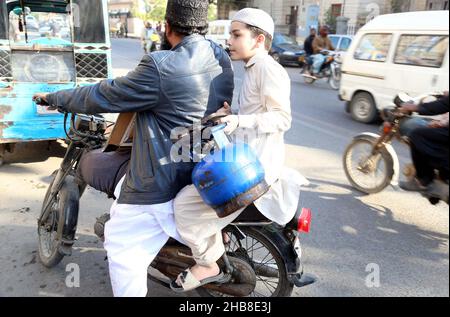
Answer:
[
  {"xmin": 197, "ymin": 226, "xmax": 294, "ymax": 297},
  {"xmin": 38, "ymin": 173, "xmax": 79, "ymax": 268}
]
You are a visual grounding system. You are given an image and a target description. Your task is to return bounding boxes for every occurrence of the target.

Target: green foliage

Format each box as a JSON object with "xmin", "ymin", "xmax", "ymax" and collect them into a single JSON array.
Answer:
[
  {"xmin": 324, "ymin": 8, "xmax": 337, "ymax": 33},
  {"xmin": 132, "ymin": 0, "xmax": 218, "ymax": 22},
  {"xmin": 132, "ymin": 0, "xmax": 166, "ymax": 22},
  {"xmin": 208, "ymin": 2, "xmax": 218, "ymax": 21}
]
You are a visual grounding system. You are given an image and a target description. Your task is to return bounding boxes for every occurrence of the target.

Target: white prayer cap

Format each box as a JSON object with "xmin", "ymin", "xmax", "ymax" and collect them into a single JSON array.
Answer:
[{"xmin": 232, "ymin": 8, "xmax": 275, "ymax": 38}]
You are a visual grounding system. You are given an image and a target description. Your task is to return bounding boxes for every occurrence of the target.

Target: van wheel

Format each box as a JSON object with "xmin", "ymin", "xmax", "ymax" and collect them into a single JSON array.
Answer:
[{"xmin": 350, "ymin": 92, "xmax": 378, "ymax": 123}]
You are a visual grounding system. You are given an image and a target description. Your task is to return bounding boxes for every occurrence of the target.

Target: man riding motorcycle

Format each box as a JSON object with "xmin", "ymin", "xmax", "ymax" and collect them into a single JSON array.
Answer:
[
  {"xmin": 399, "ymin": 93, "xmax": 449, "ymax": 198},
  {"xmin": 33, "ymin": 0, "xmax": 234, "ymax": 297},
  {"xmin": 310, "ymin": 26, "xmax": 334, "ymax": 77}
]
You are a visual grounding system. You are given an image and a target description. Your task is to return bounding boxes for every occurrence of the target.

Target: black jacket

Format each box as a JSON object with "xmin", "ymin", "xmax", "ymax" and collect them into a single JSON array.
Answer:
[
  {"xmin": 303, "ymin": 35, "xmax": 315, "ymax": 56},
  {"xmin": 418, "ymin": 95, "xmax": 449, "ymax": 116},
  {"xmin": 47, "ymin": 35, "xmax": 234, "ymax": 205}
]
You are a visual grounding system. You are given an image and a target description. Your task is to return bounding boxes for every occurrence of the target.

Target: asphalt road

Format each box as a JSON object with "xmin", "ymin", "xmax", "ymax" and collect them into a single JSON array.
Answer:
[{"xmin": 0, "ymin": 38, "xmax": 448, "ymax": 297}]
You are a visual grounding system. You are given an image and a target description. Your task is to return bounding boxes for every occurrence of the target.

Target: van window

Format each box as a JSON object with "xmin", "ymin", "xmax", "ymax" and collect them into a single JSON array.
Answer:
[
  {"xmin": 339, "ymin": 37, "xmax": 352, "ymax": 51},
  {"xmin": 329, "ymin": 36, "xmax": 339, "ymax": 49},
  {"xmin": 354, "ymin": 34, "xmax": 392, "ymax": 62},
  {"xmin": 394, "ymin": 35, "xmax": 449, "ymax": 68},
  {"xmin": 9, "ymin": 11, "xmax": 72, "ymax": 46}
]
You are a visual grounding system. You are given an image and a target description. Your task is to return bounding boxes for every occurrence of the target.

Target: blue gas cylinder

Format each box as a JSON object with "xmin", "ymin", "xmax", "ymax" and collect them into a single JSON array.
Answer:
[{"xmin": 192, "ymin": 142, "xmax": 269, "ymax": 218}]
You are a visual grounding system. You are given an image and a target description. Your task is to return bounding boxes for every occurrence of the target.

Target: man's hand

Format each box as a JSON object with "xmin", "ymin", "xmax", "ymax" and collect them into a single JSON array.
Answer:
[
  {"xmin": 428, "ymin": 112, "xmax": 449, "ymax": 128},
  {"xmin": 399, "ymin": 102, "xmax": 419, "ymax": 114},
  {"xmin": 32, "ymin": 93, "xmax": 49, "ymax": 105},
  {"xmin": 219, "ymin": 115, "xmax": 239, "ymax": 135}
]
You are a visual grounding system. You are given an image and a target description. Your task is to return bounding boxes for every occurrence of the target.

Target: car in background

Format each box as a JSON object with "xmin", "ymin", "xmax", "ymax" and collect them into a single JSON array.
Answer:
[
  {"xmin": 270, "ymin": 33, "xmax": 304, "ymax": 66},
  {"xmin": 206, "ymin": 20, "xmax": 231, "ymax": 49}
]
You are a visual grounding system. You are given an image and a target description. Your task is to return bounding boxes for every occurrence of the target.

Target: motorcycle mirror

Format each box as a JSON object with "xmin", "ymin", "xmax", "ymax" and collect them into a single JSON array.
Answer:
[{"xmin": 394, "ymin": 92, "xmax": 412, "ymax": 107}]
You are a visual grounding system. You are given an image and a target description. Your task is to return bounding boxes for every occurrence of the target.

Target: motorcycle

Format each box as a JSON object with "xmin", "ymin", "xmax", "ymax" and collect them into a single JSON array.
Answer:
[
  {"xmin": 35, "ymin": 100, "xmax": 316, "ymax": 297},
  {"xmin": 343, "ymin": 92, "xmax": 449, "ymax": 205},
  {"xmin": 299, "ymin": 50, "xmax": 341, "ymax": 90}
]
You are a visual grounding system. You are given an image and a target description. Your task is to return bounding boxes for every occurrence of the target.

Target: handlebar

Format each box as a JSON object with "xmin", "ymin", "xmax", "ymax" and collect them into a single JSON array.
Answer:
[
  {"xmin": 34, "ymin": 96, "xmax": 59, "ymax": 111},
  {"xmin": 34, "ymin": 97, "xmax": 49, "ymax": 106}
]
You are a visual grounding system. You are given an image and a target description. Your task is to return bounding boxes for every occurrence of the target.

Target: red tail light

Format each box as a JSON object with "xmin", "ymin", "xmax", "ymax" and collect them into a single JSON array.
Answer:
[
  {"xmin": 298, "ymin": 208, "xmax": 311, "ymax": 233},
  {"xmin": 383, "ymin": 122, "xmax": 392, "ymax": 134}
]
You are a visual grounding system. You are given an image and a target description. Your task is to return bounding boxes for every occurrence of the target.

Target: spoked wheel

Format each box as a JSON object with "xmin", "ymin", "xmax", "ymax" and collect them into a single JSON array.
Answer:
[
  {"xmin": 197, "ymin": 227, "xmax": 294, "ymax": 297},
  {"xmin": 329, "ymin": 66, "xmax": 341, "ymax": 90},
  {"xmin": 343, "ymin": 138, "xmax": 394, "ymax": 194},
  {"xmin": 38, "ymin": 173, "xmax": 79, "ymax": 268}
]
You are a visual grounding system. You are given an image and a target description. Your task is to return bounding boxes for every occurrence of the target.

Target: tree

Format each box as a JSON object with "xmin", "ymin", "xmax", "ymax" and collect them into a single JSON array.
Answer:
[
  {"xmin": 132, "ymin": 0, "xmax": 167, "ymax": 22},
  {"xmin": 133, "ymin": 0, "xmax": 219, "ymax": 22},
  {"xmin": 390, "ymin": 0, "xmax": 411, "ymax": 13},
  {"xmin": 324, "ymin": 8, "xmax": 337, "ymax": 34},
  {"xmin": 208, "ymin": 1, "xmax": 218, "ymax": 21}
]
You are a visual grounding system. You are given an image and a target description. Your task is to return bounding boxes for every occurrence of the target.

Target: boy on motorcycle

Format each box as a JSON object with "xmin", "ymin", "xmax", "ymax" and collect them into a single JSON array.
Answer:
[{"xmin": 171, "ymin": 8, "xmax": 307, "ymax": 292}]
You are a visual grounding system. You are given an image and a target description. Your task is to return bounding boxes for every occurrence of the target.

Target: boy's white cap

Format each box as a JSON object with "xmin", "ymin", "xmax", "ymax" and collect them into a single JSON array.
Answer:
[{"xmin": 232, "ymin": 8, "xmax": 274, "ymax": 38}]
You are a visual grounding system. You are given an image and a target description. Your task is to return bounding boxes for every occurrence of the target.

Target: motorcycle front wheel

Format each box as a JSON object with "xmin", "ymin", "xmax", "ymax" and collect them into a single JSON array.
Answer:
[
  {"xmin": 343, "ymin": 138, "xmax": 395, "ymax": 194},
  {"xmin": 38, "ymin": 173, "xmax": 79, "ymax": 268},
  {"xmin": 329, "ymin": 64, "xmax": 341, "ymax": 90},
  {"xmin": 197, "ymin": 226, "xmax": 294, "ymax": 297}
]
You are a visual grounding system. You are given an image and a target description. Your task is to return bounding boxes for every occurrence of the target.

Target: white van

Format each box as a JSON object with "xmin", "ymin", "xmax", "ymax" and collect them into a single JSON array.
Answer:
[
  {"xmin": 206, "ymin": 20, "xmax": 231, "ymax": 49},
  {"xmin": 339, "ymin": 11, "xmax": 449, "ymax": 123}
]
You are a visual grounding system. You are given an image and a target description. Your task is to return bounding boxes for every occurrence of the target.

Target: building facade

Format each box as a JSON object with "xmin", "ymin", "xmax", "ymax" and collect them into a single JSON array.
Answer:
[
  {"xmin": 108, "ymin": 0, "xmax": 149, "ymax": 37},
  {"xmin": 425, "ymin": 0, "xmax": 449, "ymax": 9}
]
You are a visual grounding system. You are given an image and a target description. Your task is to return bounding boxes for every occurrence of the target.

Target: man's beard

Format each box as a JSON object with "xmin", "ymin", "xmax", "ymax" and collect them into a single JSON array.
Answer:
[{"xmin": 160, "ymin": 33, "xmax": 173, "ymax": 50}]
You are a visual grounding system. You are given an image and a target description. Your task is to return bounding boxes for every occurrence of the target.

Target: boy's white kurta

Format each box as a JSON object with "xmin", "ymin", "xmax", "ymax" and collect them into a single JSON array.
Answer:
[
  {"xmin": 235, "ymin": 51, "xmax": 308, "ymax": 225},
  {"xmin": 174, "ymin": 51, "xmax": 308, "ymax": 266}
]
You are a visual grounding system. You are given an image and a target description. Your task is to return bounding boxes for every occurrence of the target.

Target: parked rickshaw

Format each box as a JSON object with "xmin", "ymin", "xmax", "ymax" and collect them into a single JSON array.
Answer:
[{"xmin": 0, "ymin": 0, "xmax": 112, "ymax": 165}]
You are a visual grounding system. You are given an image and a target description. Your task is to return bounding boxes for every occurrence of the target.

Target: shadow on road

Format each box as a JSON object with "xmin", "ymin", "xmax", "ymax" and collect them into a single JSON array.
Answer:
[{"xmin": 302, "ymin": 177, "xmax": 448, "ymax": 262}]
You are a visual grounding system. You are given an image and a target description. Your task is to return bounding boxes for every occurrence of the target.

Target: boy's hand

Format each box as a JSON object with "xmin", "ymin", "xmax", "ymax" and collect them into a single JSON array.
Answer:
[
  {"xmin": 214, "ymin": 102, "xmax": 232, "ymax": 116},
  {"xmin": 219, "ymin": 115, "xmax": 239, "ymax": 135}
]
